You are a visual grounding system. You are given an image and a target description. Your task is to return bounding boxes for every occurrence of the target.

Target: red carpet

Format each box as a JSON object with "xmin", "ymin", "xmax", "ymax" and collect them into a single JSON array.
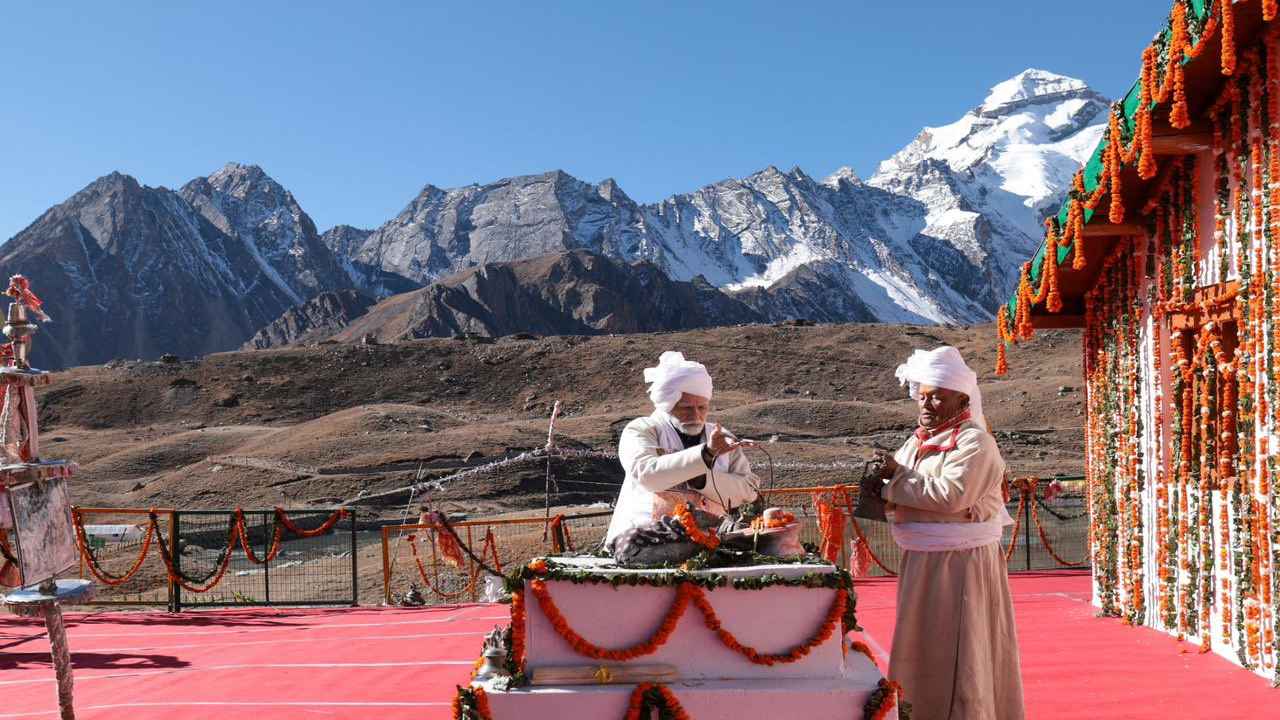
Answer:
[
  {"xmin": 0, "ymin": 572, "xmax": 1273, "ymax": 718},
  {"xmin": 852, "ymin": 570, "xmax": 1276, "ymax": 718}
]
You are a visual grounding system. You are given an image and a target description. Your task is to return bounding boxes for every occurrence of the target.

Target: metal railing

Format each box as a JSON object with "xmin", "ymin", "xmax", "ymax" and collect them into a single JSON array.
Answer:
[
  {"xmin": 381, "ymin": 477, "xmax": 1090, "ymax": 605},
  {"xmin": 70, "ymin": 507, "xmax": 358, "ymax": 611},
  {"xmin": 380, "ymin": 511, "xmax": 613, "ymax": 605},
  {"xmin": 63, "ymin": 476, "xmax": 1089, "ymax": 609}
]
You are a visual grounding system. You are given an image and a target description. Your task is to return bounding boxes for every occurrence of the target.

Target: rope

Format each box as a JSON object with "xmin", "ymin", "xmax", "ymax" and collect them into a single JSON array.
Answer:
[
  {"xmin": 346, "ymin": 447, "xmax": 618, "ymax": 506},
  {"xmin": 424, "ymin": 512, "xmax": 506, "ymax": 578}
]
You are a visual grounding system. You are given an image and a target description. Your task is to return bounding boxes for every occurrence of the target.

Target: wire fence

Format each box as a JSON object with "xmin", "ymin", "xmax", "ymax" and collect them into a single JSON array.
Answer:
[
  {"xmin": 380, "ymin": 511, "xmax": 613, "ymax": 605},
  {"xmin": 381, "ymin": 477, "xmax": 1089, "ymax": 606},
  {"xmin": 57, "ymin": 476, "xmax": 1088, "ymax": 609},
  {"xmin": 68, "ymin": 507, "xmax": 357, "ymax": 611}
]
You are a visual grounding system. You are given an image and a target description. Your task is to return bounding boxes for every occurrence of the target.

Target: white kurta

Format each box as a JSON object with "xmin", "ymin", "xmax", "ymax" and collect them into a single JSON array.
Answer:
[{"xmin": 606, "ymin": 413, "xmax": 759, "ymax": 545}]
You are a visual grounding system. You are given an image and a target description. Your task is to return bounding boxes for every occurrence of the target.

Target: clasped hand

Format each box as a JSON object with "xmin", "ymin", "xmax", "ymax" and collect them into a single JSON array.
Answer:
[{"xmin": 872, "ymin": 448, "xmax": 900, "ymax": 479}]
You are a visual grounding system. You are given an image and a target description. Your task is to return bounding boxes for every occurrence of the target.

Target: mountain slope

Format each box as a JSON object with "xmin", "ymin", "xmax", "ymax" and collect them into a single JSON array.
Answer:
[
  {"xmin": 868, "ymin": 69, "xmax": 1108, "ymax": 302},
  {"xmin": 0, "ymin": 165, "xmax": 348, "ymax": 368},
  {"xmin": 333, "ymin": 69, "xmax": 1107, "ymax": 324},
  {"xmin": 324, "ymin": 250, "xmax": 762, "ymax": 344}
]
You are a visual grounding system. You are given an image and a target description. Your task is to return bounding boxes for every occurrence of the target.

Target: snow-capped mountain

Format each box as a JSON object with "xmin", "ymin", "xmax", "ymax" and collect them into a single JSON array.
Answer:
[
  {"xmin": 1, "ymin": 69, "xmax": 1108, "ymax": 367},
  {"xmin": 337, "ymin": 69, "xmax": 1107, "ymax": 324},
  {"xmin": 868, "ymin": 69, "xmax": 1108, "ymax": 304},
  {"xmin": 0, "ymin": 164, "xmax": 348, "ymax": 368}
]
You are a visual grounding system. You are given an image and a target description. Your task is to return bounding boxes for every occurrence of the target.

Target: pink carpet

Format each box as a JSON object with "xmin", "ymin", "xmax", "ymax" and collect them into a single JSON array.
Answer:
[
  {"xmin": 1, "ymin": 571, "xmax": 1274, "ymax": 718},
  {"xmin": 851, "ymin": 570, "xmax": 1276, "ymax": 718}
]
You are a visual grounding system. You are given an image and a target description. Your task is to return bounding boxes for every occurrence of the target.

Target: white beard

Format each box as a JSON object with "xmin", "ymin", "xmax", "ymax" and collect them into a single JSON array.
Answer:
[{"xmin": 674, "ymin": 421, "xmax": 705, "ymax": 436}]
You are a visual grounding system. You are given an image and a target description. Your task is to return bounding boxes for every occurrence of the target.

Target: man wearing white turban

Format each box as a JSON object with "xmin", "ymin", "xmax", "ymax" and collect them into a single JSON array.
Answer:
[
  {"xmin": 864, "ymin": 346, "xmax": 1025, "ymax": 720},
  {"xmin": 605, "ymin": 351, "xmax": 759, "ymax": 545}
]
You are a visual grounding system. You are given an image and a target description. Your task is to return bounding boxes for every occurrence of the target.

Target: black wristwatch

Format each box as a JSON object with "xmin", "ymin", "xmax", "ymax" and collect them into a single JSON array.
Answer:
[{"xmin": 701, "ymin": 445, "xmax": 716, "ymax": 468}]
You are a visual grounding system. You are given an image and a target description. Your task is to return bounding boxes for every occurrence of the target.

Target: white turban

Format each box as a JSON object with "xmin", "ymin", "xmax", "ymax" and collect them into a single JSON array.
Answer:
[
  {"xmin": 643, "ymin": 351, "xmax": 713, "ymax": 413},
  {"xmin": 894, "ymin": 346, "xmax": 987, "ymax": 430}
]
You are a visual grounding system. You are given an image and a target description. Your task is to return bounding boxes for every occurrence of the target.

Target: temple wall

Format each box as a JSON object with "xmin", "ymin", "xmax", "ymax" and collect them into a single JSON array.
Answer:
[{"xmin": 1083, "ymin": 40, "xmax": 1280, "ymax": 678}]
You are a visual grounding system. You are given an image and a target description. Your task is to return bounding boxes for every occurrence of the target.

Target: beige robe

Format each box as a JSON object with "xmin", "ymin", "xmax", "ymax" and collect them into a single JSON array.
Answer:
[{"xmin": 880, "ymin": 420, "xmax": 1025, "ymax": 720}]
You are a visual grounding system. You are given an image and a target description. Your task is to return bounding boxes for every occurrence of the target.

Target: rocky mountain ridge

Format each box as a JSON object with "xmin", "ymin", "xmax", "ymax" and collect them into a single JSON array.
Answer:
[{"xmin": 3, "ymin": 69, "xmax": 1109, "ymax": 366}]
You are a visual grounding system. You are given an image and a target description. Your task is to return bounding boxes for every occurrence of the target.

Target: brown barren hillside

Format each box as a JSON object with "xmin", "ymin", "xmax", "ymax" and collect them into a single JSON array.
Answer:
[{"xmin": 39, "ymin": 322, "xmax": 1083, "ymax": 518}]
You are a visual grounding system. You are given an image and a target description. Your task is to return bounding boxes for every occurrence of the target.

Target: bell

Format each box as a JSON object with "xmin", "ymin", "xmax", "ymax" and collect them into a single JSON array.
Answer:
[{"xmin": 473, "ymin": 626, "xmax": 511, "ymax": 681}]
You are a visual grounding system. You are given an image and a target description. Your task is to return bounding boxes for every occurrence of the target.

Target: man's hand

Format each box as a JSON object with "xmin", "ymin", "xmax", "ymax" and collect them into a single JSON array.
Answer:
[
  {"xmin": 873, "ymin": 448, "xmax": 900, "ymax": 479},
  {"xmin": 707, "ymin": 424, "xmax": 753, "ymax": 458}
]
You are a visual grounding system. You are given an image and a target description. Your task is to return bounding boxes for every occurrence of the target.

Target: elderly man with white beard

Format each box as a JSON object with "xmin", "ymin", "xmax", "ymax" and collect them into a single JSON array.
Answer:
[{"xmin": 604, "ymin": 351, "xmax": 759, "ymax": 553}]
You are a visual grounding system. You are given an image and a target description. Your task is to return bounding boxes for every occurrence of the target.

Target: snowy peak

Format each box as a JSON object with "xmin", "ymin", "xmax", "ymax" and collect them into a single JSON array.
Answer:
[
  {"xmin": 823, "ymin": 166, "xmax": 861, "ymax": 188},
  {"xmin": 979, "ymin": 69, "xmax": 1100, "ymax": 116},
  {"xmin": 867, "ymin": 69, "xmax": 1109, "ymax": 306},
  {"xmin": 190, "ymin": 162, "xmax": 297, "ymax": 213}
]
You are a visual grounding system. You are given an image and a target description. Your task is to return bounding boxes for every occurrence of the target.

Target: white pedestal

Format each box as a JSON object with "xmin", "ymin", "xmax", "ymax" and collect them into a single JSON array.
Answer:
[
  {"xmin": 481, "ymin": 656, "xmax": 894, "ymax": 719},
  {"xmin": 525, "ymin": 559, "xmax": 845, "ymax": 680},
  {"xmin": 475, "ymin": 557, "xmax": 893, "ymax": 718}
]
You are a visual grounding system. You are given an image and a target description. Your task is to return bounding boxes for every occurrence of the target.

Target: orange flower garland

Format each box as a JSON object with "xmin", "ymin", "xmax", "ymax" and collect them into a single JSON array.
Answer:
[
  {"xmin": 624, "ymin": 683, "xmax": 692, "ymax": 720},
  {"xmin": 530, "ymin": 579, "xmax": 692, "ymax": 661},
  {"xmin": 864, "ymin": 678, "xmax": 904, "ymax": 720},
  {"xmin": 72, "ymin": 508, "xmax": 157, "ymax": 587},
  {"xmin": 814, "ymin": 498, "xmax": 843, "ymax": 563},
  {"xmin": 528, "ymin": 577, "xmax": 845, "ymax": 667},
  {"xmin": 996, "ymin": 0, "xmax": 1270, "ymax": 372},
  {"xmin": 995, "ymin": 306, "xmax": 1011, "ymax": 375},
  {"xmin": 510, "ymin": 585, "xmax": 527, "ymax": 670},
  {"xmin": 689, "ymin": 582, "xmax": 845, "ymax": 666},
  {"xmin": 672, "ymin": 502, "xmax": 721, "ymax": 551},
  {"xmin": 848, "ymin": 639, "xmax": 880, "ymax": 666},
  {"xmin": 452, "ymin": 686, "xmax": 493, "ymax": 720}
]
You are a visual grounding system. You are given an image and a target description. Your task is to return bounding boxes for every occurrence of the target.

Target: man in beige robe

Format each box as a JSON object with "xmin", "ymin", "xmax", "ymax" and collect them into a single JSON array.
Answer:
[{"xmin": 866, "ymin": 346, "xmax": 1025, "ymax": 720}]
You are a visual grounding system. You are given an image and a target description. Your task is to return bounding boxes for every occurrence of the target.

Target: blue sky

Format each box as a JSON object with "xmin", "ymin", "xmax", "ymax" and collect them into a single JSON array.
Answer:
[{"xmin": 1, "ymin": 1, "xmax": 1170, "ymax": 242}]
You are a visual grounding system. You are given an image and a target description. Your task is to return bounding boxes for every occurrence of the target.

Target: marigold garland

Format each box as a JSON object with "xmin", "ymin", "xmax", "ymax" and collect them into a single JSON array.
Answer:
[
  {"xmin": 673, "ymin": 502, "xmax": 721, "ymax": 551},
  {"xmin": 815, "ymin": 497, "xmax": 844, "ymax": 563},
  {"xmin": 528, "ymin": 576, "xmax": 845, "ymax": 666},
  {"xmin": 71, "ymin": 508, "xmax": 157, "ymax": 586},
  {"xmin": 625, "ymin": 683, "xmax": 692, "ymax": 720},
  {"xmin": 997, "ymin": 0, "xmax": 1268, "ymax": 371},
  {"xmin": 862, "ymin": 678, "xmax": 905, "ymax": 720}
]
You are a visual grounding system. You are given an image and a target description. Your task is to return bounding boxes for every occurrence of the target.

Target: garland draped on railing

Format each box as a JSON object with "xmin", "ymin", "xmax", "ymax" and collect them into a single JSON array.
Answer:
[{"xmin": 70, "ymin": 506, "xmax": 349, "ymax": 593}]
